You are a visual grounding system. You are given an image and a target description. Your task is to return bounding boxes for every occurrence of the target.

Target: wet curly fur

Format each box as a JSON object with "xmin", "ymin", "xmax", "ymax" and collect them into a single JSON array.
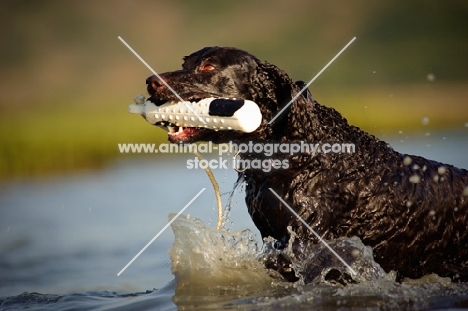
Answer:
[{"xmin": 146, "ymin": 46, "xmax": 468, "ymax": 282}]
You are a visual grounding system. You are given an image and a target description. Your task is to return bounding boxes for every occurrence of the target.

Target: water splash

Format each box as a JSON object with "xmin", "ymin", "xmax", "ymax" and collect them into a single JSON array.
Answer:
[
  {"xmin": 168, "ymin": 210, "xmax": 392, "ymax": 289},
  {"xmin": 168, "ymin": 213, "xmax": 273, "ymax": 286},
  {"xmin": 219, "ymin": 174, "xmax": 245, "ymax": 229},
  {"xmin": 259, "ymin": 227, "xmax": 392, "ymax": 285}
]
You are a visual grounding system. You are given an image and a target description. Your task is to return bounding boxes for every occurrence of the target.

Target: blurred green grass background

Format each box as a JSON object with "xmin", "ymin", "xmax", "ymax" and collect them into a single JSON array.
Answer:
[{"xmin": 0, "ymin": 0, "xmax": 467, "ymax": 180}]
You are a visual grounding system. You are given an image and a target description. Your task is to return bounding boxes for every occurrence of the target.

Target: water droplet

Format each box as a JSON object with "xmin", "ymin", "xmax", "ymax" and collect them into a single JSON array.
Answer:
[
  {"xmin": 463, "ymin": 186, "xmax": 468, "ymax": 196},
  {"xmin": 426, "ymin": 73, "xmax": 435, "ymax": 82},
  {"xmin": 421, "ymin": 117, "xmax": 430, "ymax": 126},
  {"xmin": 438, "ymin": 166, "xmax": 447, "ymax": 175},
  {"xmin": 409, "ymin": 175, "xmax": 420, "ymax": 184},
  {"xmin": 403, "ymin": 156, "xmax": 413, "ymax": 166}
]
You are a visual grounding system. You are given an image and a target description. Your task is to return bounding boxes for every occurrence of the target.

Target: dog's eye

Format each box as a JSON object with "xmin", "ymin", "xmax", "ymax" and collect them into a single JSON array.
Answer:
[{"xmin": 200, "ymin": 63, "xmax": 216, "ymax": 72}]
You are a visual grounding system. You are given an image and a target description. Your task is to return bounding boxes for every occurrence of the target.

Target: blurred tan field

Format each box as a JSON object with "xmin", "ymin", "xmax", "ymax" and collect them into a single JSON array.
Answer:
[{"xmin": 1, "ymin": 0, "xmax": 467, "ymax": 180}]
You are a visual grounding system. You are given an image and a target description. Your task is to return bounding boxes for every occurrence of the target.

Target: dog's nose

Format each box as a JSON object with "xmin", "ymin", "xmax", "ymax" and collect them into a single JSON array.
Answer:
[{"xmin": 146, "ymin": 75, "xmax": 166, "ymax": 90}]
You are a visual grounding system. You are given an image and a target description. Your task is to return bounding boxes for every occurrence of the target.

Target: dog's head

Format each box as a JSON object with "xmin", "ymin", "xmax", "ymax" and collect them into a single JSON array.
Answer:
[{"xmin": 146, "ymin": 47, "xmax": 313, "ymax": 144}]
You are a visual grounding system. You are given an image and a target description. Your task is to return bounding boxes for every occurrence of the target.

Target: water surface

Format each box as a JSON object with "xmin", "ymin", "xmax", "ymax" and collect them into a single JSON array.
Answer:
[{"xmin": 1, "ymin": 131, "xmax": 468, "ymax": 310}]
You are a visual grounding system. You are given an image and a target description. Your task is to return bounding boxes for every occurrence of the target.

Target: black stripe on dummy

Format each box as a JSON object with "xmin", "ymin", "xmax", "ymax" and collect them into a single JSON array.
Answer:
[{"xmin": 208, "ymin": 99, "xmax": 245, "ymax": 117}]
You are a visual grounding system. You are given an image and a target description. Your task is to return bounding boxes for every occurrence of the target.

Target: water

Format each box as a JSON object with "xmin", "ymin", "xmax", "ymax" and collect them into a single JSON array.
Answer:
[{"xmin": 1, "ymin": 131, "xmax": 468, "ymax": 310}]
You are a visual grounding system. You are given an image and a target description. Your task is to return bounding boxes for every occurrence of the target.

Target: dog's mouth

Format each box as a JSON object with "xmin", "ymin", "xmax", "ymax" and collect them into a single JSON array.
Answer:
[
  {"xmin": 164, "ymin": 123, "xmax": 204, "ymax": 143},
  {"xmin": 149, "ymin": 96, "xmax": 212, "ymax": 143}
]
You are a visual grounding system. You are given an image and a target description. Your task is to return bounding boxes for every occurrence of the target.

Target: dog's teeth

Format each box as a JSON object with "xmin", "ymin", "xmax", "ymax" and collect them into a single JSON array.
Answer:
[
  {"xmin": 178, "ymin": 127, "xmax": 184, "ymax": 133},
  {"xmin": 168, "ymin": 126, "xmax": 174, "ymax": 132}
]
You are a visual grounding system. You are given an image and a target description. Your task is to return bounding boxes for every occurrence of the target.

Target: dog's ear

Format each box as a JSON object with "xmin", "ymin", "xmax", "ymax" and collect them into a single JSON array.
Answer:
[
  {"xmin": 295, "ymin": 80, "xmax": 314, "ymax": 110},
  {"xmin": 250, "ymin": 60, "xmax": 313, "ymax": 140},
  {"xmin": 251, "ymin": 60, "xmax": 309, "ymax": 117}
]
